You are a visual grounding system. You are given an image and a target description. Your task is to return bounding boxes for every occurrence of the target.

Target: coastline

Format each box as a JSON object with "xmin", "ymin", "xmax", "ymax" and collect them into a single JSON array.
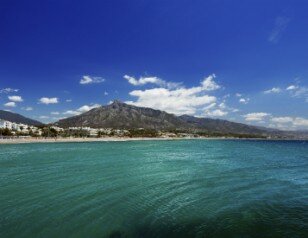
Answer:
[
  {"xmin": 0, "ymin": 137, "xmax": 182, "ymax": 144},
  {"xmin": 0, "ymin": 136, "xmax": 307, "ymax": 144}
]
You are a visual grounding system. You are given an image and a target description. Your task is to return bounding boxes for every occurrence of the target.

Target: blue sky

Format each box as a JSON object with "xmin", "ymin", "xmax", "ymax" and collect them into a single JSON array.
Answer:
[{"xmin": 0, "ymin": 0, "xmax": 308, "ymax": 130}]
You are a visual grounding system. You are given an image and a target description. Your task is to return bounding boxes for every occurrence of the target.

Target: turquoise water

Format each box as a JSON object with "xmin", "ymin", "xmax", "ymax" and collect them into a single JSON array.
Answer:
[{"xmin": 0, "ymin": 140, "xmax": 307, "ymax": 238}]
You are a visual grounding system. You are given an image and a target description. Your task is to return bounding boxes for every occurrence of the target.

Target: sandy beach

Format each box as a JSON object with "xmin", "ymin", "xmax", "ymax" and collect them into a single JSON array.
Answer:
[
  {"xmin": 1, "ymin": 137, "xmax": 304, "ymax": 144},
  {"xmin": 0, "ymin": 137, "xmax": 181, "ymax": 144}
]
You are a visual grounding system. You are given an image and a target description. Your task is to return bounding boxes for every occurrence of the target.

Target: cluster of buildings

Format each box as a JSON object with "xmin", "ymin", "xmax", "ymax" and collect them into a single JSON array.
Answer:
[
  {"xmin": 0, "ymin": 119, "xmax": 198, "ymax": 138},
  {"xmin": 0, "ymin": 119, "xmax": 42, "ymax": 135},
  {"xmin": 0, "ymin": 119, "xmax": 132, "ymax": 137},
  {"xmin": 67, "ymin": 127, "xmax": 130, "ymax": 137}
]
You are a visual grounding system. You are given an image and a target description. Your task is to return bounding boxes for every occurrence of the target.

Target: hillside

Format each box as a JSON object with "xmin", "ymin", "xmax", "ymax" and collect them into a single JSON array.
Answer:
[
  {"xmin": 178, "ymin": 115, "xmax": 268, "ymax": 135},
  {"xmin": 56, "ymin": 100, "xmax": 188, "ymax": 130},
  {"xmin": 0, "ymin": 110, "xmax": 43, "ymax": 126},
  {"xmin": 55, "ymin": 101, "xmax": 275, "ymax": 136}
]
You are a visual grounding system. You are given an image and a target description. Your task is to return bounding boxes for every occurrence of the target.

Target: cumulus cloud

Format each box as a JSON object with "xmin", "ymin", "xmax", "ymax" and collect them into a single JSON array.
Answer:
[
  {"xmin": 51, "ymin": 112, "xmax": 60, "ymax": 115},
  {"xmin": 203, "ymin": 109, "xmax": 228, "ymax": 117},
  {"xmin": 270, "ymin": 116, "xmax": 308, "ymax": 129},
  {"xmin": 200, "ymin": 102, "xmax": 228, "ymax": 117},
  {"xmin": 284, "ymin": 82, "xmax": 308, "ymax": 102},
  {"xmin": 0, "ymin": 88, "xmax": 19, "ymax": 94},
  {"xmin": 125, "ymin": 74, "xmax": 221, "ymax": 115},
  {"xmin": 243, "ymin": 112, "xmax": 271, "ymax": 122},
  {"xmin": 39, "ymin": 97, "xmax": 59, "ymax": 104},
  {"xmin": 124, "ymin": 75, "xmax": 164, "ymax": 86},
  {"xmin": 63, "ymin": 104, "xmax": 100, "ymax": 116},
  {"xmin": 235, "ymin": 93, "xmax": 242, "ymax": 97},
  {"xmin": 242, "ymin": 113, "xmax": 308, "ymax": 130},
  {"xmin": 123, "ymin": 75, "xmax": 181, "ymax": 89},
  {"xmin": 8, "ymin": 95, "xmax": 23, "ymax": 102},
  {"xmin": 4, "ymin": 102, "xmax": 16, "ymax": 107},
  {"xmin": 286, "ymin": 85, "xmax": 298, "ymax": 91},
  {"xmin": 268, "ymin": 16, "xmax": 290, "ymax": 43},
  {"xmin": 200, "ymin": 100, "xmax": 238, "ymax": 118},
  {"xmin": 126, "ymin": 88, "xmax": 216, "ymax": 115},
  {"xmin": 80, "ymin": 75, "xmax": 105, "ymax": 85},
  {"xmin": 239, "ymin": 98, "xmax": 249, "ymax": 104},
  {"xmin": 201, "ymin": 74, "xmax": 220, "ymax": 91},
  {"xmin": 260, "ymin": 83, "xmax": 307, "ymax": 102},
  {"xmin": 264, "ymin": 87, "xmax": 281, "ymax": 94},
  {"xmin": 271, "ymin": 117, "xmax": 293, "ymax": 124}
]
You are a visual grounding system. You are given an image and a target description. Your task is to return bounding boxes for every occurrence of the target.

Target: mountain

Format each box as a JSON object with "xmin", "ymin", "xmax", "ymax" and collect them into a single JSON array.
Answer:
[
  {"xmin": 178, "ymin": 115, "xmax": 268, "ymax": 135},
  {"xmin": 55, "ymin": 100, "xmax": 276, "ymax": 136},
  {"xmin": 0, "ymin": 110, "xmax": 43, "ymax": 126},
  {"xmin": 56, "ymin": 100, "xmax": 188, "ymax": 130}
]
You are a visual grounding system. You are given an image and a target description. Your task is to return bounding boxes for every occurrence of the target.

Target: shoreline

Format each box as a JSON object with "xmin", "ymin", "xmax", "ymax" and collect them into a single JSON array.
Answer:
[
  {"xmin": 0, "ymin": 137, "xmax": 174, "ymax": 144},
  {"xmin": 0, "ymin": 137, "xmax": 307, "ymax": 144}
]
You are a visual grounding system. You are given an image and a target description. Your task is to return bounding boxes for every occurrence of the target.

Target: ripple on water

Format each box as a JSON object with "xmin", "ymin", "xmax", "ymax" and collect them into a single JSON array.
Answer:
[{"xmin": 0, "ymin": 139, "xmax": 308, "ymax": 238}]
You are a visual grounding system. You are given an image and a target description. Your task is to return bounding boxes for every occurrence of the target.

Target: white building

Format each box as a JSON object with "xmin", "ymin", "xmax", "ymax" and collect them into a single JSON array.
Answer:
[
  {"xmin": 0, "ymin": 119, "xmax": 38, "ymax": 133},
  {"xmin": 0, "ymin": 120, "xmax": 13, "ymax": 130}
]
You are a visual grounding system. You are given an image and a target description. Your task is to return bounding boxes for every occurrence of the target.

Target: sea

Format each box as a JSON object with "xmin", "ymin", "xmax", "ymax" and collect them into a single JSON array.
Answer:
[{"xmin": 0, "ymin": 139, "xmax": 307, "ymax": 237}]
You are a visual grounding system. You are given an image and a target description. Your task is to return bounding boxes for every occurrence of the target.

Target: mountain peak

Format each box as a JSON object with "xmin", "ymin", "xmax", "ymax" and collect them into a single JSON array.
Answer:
[
  {"xmin": 111, "ymin": 99, "xmax": 125, "ymax": 105},
  {"xmin": 54, "ymin": 102, "xmax": 278, "ymax": 136},
  {"xmin": 108, "ymin": 100, "xmax": 128, "ymax": 109}
]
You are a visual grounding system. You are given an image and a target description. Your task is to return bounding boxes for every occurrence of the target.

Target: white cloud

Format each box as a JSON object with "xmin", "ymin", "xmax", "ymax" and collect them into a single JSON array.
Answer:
[
  {"xmin": 268, "ymin": 16, "xmax": 290, "ymax": 43},
  {"xmin": 271, "ymin": 117, "xmax": 293, "ymax": 123},
  {"xmin": 243, "ymin": 112, "xmax": 270, "ymax": 121},
  {"xmin": 124, "ymin": 75, "xmax": 164, "ymax": 86},
  {"xmin": 201, "ymin": 102, "xmax": 228, "ymax": 117},
  {"xmin": 204, "ymin": 109, "xmax": 228, "ymax": 117},
  {"xmin": 284, "ymin": 82, "xmax": 308, "ymax": 102},
  {"xmin": 0, "ymin": 88, "xmax": 19, "ymax": 94},
  {"xmin": 63, "ymin": 110, "xmax": 79, "ymax": 116},
  {"xmin": 127, "ymin": 88, "xmax": 216, "ymax": 115},
  {"xmin": 66, "ymin": 99, "xmax": 72, "ymax": 102},
  {"xmin": 218, "ymin": 102, "xmax": 226, "ymax": 109},
  {"xmin": 201, "ymin": 74, "xmax": 220, "ymax": 91},
  {"xmin": 39, "ymin": 97, "xmax": 59, "ymax": 104},
  {"xmin": 123, "ymin": 75, "xmax": 180, "ymax": 88},
  {"xmin": 201, "ymin": 100, "xmax": 237, "ymax": 118},
  {"xmin": 291, "ymin": 86, "xmax": 308, "ymax": 99},
  {"xmin": 77, "ymin": 104, "xmax": 100, "ymax": 113},
  {"xmin": 244, "ymin": 114, "xmax": 308, "ymax": 129},
  {"xmin": 8, "ymin": 95, "xmax": 23, "ymax": 102},
  {"xmin": 264, "ymin": 87, "xmax": 281, "ymax": 94},
  {"xmin": 203, "ymin": 103, "xmax": 216, "ymax": 110},
  {"xmin": 293, "ymin": 117, "xmax": 308, "ymax": 127},
  {"xmin": 63, "ymin": 104, "xmax": 100, "ymax": 116},
  {"xmin": 235, "ymin": 93, "xmax": 242, "ymax": 97},
  {"xmin": 286, "ymin": 85, "xmax": 298, "ymax": 91},
  {"xmin": 104, "ymin": 91, "xmax": 108, "ymax": 96},
  {"xmin": 39, "ymin": 116, "xmax": 49, "ymax": 119},
  {"xmin": 80, "ymin": 75, "xmax": 105, "ymax": 85},
  {"xmin": 239, "ymin": 98, "xmax": 249, "ymax": 104},
  {"xmin": 51, "ymin": 112, "xmax": 60, "ymax": 115},
  {"xmin": 22, "ymin": 107, "xmax": 33, "ymax": 111},
  {"xmin": 125, "ymin": 74, "xmax": 220, "ymax": 115},
  {"xmin": 4, "ymin": 102, "xmax": 16, "ymax": 107},
  {"xmin": 270, "ymin": 116, "xmax": 308, "ymax": 129}
]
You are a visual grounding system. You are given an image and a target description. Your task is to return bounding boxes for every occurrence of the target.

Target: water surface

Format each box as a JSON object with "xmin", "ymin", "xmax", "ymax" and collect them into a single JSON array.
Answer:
[{"xmin": 0, "ymin": 140, "xmax": 308, "ymax": 237}]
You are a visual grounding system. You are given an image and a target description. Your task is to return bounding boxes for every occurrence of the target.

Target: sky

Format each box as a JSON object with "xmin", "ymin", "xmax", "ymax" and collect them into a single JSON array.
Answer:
[{"xmin": 0, "ymin": 0, "xmax": 308, "ymax": 130}]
